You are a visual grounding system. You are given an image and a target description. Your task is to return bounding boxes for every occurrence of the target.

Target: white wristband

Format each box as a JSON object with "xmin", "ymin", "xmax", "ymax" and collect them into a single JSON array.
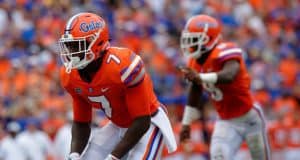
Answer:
[
  {"xmin": 199, "ymin": 72, "xmax": 218, "ymax": 83},
  {"xmin": 182, "ymin": 105, "xmax": 201, "ymax": 125},
  {"xmin": 105, "ymin": 154, "xmax": 120, "ymax": 160},
  {"xmin": 67, "ymin": 152, "xmax": 80, "ymax": 160}
]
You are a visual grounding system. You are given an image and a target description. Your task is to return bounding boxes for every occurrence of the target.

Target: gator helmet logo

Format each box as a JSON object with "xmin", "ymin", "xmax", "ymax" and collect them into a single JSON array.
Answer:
[{"xmin": 80, "ymin": 21, "xmax": 104, "ymax": 32}]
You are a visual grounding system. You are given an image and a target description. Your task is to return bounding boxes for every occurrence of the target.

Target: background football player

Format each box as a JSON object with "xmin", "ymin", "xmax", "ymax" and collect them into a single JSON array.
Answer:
[
  {"xmin": 58, "ymin": 12, "xmax": 177, "ymax": 160},
  {"xmin": 178, "ymin": 14, "xmax": 271, "ymax": 160}
]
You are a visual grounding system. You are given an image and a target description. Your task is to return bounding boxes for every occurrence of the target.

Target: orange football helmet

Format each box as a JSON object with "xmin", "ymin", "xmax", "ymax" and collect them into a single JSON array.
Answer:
[
  {"xmin": 180, "ymin": 15, "xmax": 221, "ymax": 59},
  {"xmin": 58, "ymin": 12, "xmax": 110, "ymax": 73}
]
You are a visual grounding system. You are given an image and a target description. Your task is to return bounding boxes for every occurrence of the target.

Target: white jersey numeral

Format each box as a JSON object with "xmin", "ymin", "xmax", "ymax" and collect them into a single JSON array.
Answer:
[
  {"xmin": 202, "ymin": 82, "xmax": 223, "ymax": 101},
  {"xmin": 107, "ymin": 54, "xmax": 121, "ymax": 64},
  {"xmin": 88, "ymin": 95, "xmax": 112, "ymax": 118}
]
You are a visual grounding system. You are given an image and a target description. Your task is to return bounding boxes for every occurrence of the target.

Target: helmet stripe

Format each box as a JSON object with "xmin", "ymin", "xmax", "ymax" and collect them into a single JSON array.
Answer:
[
  {"xmin": 203, "ymin": 23, "xmax": 208, "ymax": 33},
  {"xmin": 65, "ymin": 13, "xmax": 82, "ymax": 34}
]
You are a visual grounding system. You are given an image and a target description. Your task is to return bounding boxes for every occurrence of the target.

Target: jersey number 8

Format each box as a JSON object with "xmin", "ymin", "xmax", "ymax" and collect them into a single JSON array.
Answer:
[{"xmin": 202, "ymin": 82, "xmax": 223, "ymax": 101}]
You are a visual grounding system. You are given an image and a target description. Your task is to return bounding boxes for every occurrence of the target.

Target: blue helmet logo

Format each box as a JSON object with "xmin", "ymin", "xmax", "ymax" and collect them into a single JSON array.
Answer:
[{"xmin": 80, "ymin": 21, "xmax": 103, "ymax": 32}]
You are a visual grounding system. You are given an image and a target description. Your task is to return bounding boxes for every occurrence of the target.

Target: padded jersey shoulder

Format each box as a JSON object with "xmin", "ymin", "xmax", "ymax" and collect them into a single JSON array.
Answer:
[{"xmin": 105, "ymin": 47, "xmax": 146, "ymax": 87}]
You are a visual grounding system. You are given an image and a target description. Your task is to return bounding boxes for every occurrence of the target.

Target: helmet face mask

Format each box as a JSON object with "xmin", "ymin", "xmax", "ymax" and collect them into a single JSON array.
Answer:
[
  {"xmin": 59, "ymin": 34, "xmax": 95, "ymax": 72},
  {"xmin": 58, "ymin": 12, "xmax": 110, "ymax": 73},
  {"xmin": 180, "ymin": 31, "xmax": 210, "ymax": 59}
]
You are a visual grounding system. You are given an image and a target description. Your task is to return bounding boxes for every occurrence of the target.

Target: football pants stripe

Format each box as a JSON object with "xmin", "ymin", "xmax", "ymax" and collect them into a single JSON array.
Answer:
[
  {"xmin": 253, "ymin": 105, "xmax": 271, "ymax": 160},
  {"xmin": 142, "ymin": 127, "xmax": 159, "ymax": 160},
  {"xmin": 145, "ymin": 132, "xmax": 163, "ymax": 160},
  {"xmin": 151, "ymin": 133, "xmax": 164, "ymax": 160}
]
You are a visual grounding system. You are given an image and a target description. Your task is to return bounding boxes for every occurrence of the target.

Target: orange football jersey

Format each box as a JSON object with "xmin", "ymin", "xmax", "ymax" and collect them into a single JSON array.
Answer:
[
  {"xmin": 188, "ymin": 42, "xmax": 253, "ymax": 119},
  {"xmin": 60, "ymin": 47, "xmax": 159, "ymax": 128}
]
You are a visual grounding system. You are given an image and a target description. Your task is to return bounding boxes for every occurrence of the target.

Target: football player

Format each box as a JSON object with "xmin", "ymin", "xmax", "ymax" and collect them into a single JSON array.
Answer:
[
  {"xmin": 178, "ymin": 15, "xmax": 271, "ymax": 160},
  {"xmin": 58, "ymin": 12, "xmax": 177, "ymax": 160}
]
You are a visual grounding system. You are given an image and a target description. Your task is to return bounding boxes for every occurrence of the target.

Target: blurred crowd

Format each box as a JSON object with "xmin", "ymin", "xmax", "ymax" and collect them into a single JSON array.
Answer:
[{"xmin": 0, "ymin": 0, "xmax": 299, "ymax": 160}]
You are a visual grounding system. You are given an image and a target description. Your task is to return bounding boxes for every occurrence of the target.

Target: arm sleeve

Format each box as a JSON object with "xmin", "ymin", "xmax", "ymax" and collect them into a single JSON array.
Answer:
[
  {"xmin": 71, "ymin": 95, "xmax": 92, "ymax": 123},
  {"xmin": 118, "ymin": 50, "xmax": 152, "ymax": 118},
  {"xmin": 121, "ymin": 52, "xmax": 151, "ymax": 118},
  {"xmin": 60, "ymin": 67, "xmax": 92, "ymax": 123},
  {"xmin": 125, "ymin": 75, "xmax": 151, "ymax": 118},
  {"xmin": 217, "ymin": 45, "xmax": 243, "ymax": 65},
  {"xmin": 120, "ymin": 53, "xmax": 145, "ymax": 88}
]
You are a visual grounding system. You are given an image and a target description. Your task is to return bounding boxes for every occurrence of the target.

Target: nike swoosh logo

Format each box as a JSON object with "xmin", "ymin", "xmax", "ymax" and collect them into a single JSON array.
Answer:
[{"xmin": 101, "ymin": 87, "xmax": 109, "ymax": 92}]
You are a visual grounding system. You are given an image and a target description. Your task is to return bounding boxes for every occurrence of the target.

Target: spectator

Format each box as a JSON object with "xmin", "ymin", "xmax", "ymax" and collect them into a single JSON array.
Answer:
[
  {"xmin": 0, "ymin": 121, "xmax": 27, "ymax": 160},
  {"xmin": 53, "ymin": 111, "xmax": 72, "ymax": 160},
  {"xmin": 17, "ymin": 118, "xmax": 54, "ymax": 160}
]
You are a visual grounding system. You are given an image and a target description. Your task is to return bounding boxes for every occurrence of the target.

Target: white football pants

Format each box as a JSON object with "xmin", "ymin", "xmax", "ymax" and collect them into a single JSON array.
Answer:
[
  {"xmin": 210, "ymin": 105, "xmax": 271, "ymax": 160},
  {"xmin": 81, "ymin": 121, "xmax": 165, "ymax": 160}
]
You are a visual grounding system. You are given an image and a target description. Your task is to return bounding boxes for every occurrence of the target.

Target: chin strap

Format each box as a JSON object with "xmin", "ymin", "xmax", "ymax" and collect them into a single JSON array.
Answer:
[
  {"xmin": 66, "ymin": 64, "xmax": 72, "ymax": 74},
  {"xmin": 65, "ymin": 57, "xmax": 81, "ymax": 74}
]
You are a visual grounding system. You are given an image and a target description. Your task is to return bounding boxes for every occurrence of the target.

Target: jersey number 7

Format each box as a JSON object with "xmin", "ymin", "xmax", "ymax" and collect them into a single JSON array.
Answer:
[
  {"xmin": 86, "ymin": 54, "xmax": 121, "ymax": 118},
  {"xmin": 88, "ymin": 96, "xmax": 112, "ymax": 118}
]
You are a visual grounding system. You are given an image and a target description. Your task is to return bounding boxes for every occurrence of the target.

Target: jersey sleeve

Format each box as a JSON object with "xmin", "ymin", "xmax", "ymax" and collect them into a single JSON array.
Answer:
[
  {"xmin": 71, "ymin": 94, "xmax": 92, "ymax": 122},
  {"xmin": 216, "ymin": 42, "xmax": 243, "ymax": 64},
  {"xmin": 60, "ymin": 68, "xmax": 92, "ymax": 123},
  {"xmin": 120, "ymin": 53, "xmax": 146, "ymax": 88},
  {"xmin": 125, "ymin": 75, "xmax": 152, "ymax": 118},
  {"xmin": 118, "ymin": 51, "xmax": 151, "ymax": 118}
]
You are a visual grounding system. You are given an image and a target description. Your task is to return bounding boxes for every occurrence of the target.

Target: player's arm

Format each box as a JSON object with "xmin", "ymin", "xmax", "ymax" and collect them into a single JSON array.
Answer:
[
  {"xmin": 67, "ymin": 96, "xmax": 92, "ymax": 160},
  {"xmin": 178, "ymin": 59, "xmax": 240, "ymax": 85},
  {"xmin": 70, "ymin": 121, "xmax": 91, "ymax": 153},
  {"xmin": 180, "ymin": 82, "xmax": 205, "ymax": 142},
  {"xmin": 109, "ymin": 82, "xmax": 151, "ymax": 159},
  {"xmin": 216, "ymin": 60, "xmax": 240, "ymax": 83},
  {"xmin": 107, "ymin": 54, "xmax": 151, "ymax": 159},
  {"xmin": 110, "ymin": 115, "xmax": 151, "ymax": 159},
  {"xmin": 60, "ymin": 69, "xmax": 92, "ymax": 160}
]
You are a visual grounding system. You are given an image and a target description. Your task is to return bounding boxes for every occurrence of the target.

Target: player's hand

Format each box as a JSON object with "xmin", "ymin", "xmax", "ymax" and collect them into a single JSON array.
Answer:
[
  {"xmin": 66, "ymin": 152, "xmax": 80, "ymax": 160},
  {"xmin": 177, "ymin": 66, "xmax": 202, "ymax": 85},
  {"xmin": 180, "ymin": 125, "xmax": 191, "ymax": 142},
  {"xmin": 104, "ymin": 154, "xmax": 120, "ymax": 160}
]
